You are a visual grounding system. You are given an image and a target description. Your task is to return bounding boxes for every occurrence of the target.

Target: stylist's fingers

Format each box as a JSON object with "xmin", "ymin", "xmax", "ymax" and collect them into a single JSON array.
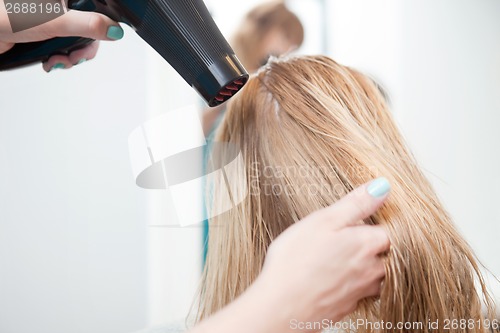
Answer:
[
  {"xmin": 42, "ymin": 41, "xmax": 99, "ymax": 72},
  {"xmin": 0, "ymin": 42, "xmax": 14, "ymax": 54},
  {"xmin": 353, "ymin": 225, "xmax": 391, "ymax": 255},
  {"xmin": 42, "ymin": 53, "xmax": 73, "ymax": 72},
  {"xmin": 365, "ymin": 277, "xmax": 385, "ymax": 297},
  {"xmin": 40, "ymin": 11, "xmax": 123, "ymax": 41},
  {"xmin": 68, "ymin": 40, "xmax": 100, "ymax": 64},
  {"xmin": 313, "ymin": 177, "xmax": 391, "ymax": 229},
  {"xmin": 343, "ymin": 225, "xmax": 389, "ymax": 281},
  {"xmin": 10, "ymin": 10, "xmax": 124, "ymax": 43},
  {"xmin": 372, "ymin": 226, "xmax": 391, "ymax": 254}
]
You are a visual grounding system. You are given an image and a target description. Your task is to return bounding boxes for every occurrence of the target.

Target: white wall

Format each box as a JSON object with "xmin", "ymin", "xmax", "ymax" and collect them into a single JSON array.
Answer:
[
  {"xmin": 0, "ymin": 26, "xmax": 150, "ymax": 333},
  {"xmin": 326, "ymin": 0, "xmax": 500, "ymax": 298},
  {"xmin": 144, "ymin": 47, "xmax": 202, "ymax": 327}
]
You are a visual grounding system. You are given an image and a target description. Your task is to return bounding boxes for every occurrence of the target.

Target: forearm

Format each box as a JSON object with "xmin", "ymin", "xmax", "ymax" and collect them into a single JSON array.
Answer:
[{"xmin": 188, "ymin": 276, "xmax": 296, "ymax": 333}]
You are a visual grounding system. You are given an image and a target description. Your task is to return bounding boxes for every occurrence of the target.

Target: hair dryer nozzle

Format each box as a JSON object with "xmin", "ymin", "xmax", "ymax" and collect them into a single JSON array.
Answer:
[
  {"xmin": 194, "ymin": 54, "xmax": 248, "ymax": 107},
  {"xmin": 133, "ymin": 0, "xmax": 249, "ymax": 107}
]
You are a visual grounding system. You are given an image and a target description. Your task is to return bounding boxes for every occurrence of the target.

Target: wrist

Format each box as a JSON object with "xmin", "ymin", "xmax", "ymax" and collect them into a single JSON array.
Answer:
[
  {"xmin": 193, "ymin": 273, "xmax": 298, "ymax": 333},
  {"xmin": 250, "ymin": 269, "xmax": 345, "ymax": 329},
  {"xmin": 243, "ymin": 271, "xmax": 303, "ymax": 333}
]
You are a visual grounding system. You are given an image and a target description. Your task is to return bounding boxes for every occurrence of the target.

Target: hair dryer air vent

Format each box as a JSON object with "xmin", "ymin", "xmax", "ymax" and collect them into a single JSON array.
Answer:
[{"xmin": 212, "ymin": 78, "xmax": 247, "ymax": 106}]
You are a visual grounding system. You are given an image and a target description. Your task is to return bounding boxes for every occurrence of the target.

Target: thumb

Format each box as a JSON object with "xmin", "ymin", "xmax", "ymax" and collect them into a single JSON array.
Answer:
[
  {"xmin": 39, "ymin": 10, "xmax": 124, "ymax": 41},
  {"xmin": 314, "ymin": 177, "xmax": 391, "ymax": 230}
]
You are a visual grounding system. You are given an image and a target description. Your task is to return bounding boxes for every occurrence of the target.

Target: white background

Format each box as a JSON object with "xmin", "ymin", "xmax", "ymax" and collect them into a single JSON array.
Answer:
[{"xmin": 0, "ymin": 1, "xmax": 499, "ymax": 332}]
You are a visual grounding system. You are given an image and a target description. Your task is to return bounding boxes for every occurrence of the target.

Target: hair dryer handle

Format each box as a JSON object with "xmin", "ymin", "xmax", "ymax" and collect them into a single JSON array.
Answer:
[
  {"xmin": 0, "ymin": 37, "xmax": 94, "ymax": 70},
  {"xmin": 0, "ymin": 0, "xmax": 122, "ymax": 70}
]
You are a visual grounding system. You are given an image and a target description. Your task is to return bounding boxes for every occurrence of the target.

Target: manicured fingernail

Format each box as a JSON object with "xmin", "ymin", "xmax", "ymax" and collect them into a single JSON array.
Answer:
[
  {"xmin": 367, "ymin": 177, "xmax": 391, "ymax": 198},
  {"xmin": 76, "ymin": 58, "xmax": 87, "ymax": 65},
  {"xmin": 49, "ymin": 63, "xmax": 65, "ymax": 72},
  {"xmin": 107, "ymin": 25, "xmax": 124, "ymax": 40}
]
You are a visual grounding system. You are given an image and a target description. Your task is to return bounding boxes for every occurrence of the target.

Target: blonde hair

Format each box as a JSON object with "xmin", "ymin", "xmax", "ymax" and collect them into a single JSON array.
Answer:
[
  {"xmin": 231, "ymin": 1, "xmax": 304, "ymax": 71},
  {"xmin": 197, "ymin": 55, "xmax": 496, "ymax": 332}
]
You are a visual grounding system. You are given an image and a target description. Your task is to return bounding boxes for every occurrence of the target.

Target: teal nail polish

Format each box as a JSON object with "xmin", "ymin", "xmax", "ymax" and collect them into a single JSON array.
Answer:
[
  {"xmin": 76, "ymin": 58, "xmax": 87, "ymax": 65},
  {"xmin": 107, "ymin": 26, "xmax": 124, "ymax": 40},
  {"xmin": 367, "ymin": 177, "xmax": 391, "ymax": 198},
  {"xmin": 50, "ymin": 63, "xmax": 65, "ymax": 72}
]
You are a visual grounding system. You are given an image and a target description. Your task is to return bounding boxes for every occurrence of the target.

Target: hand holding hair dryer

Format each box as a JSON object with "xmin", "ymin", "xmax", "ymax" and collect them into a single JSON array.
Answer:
[{"xmin": 0, "ymin": 0, "xmax": 248, "ymax": 106}]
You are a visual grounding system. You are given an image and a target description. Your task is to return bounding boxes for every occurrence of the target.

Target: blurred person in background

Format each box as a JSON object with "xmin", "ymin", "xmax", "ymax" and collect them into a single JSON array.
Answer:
[{"xmin": 202, "ymin": 0, "xmax": 304, "ymax": 135}]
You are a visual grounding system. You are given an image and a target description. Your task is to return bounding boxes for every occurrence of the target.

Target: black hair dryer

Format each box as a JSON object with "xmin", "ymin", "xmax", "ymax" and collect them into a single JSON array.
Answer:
[{"xmin": 0, "ymin": 0, "xmax": 248, "ymax": 106}]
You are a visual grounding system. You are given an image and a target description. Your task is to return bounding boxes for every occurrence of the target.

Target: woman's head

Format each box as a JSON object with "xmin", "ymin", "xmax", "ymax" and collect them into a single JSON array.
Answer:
[
  {"xmin": 198, "ymin": 55, "xmax": 495, "ymax": 332},
  {"xmin": 231, "ymin": 1, "xmax": 304, "ymax": 72}
]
